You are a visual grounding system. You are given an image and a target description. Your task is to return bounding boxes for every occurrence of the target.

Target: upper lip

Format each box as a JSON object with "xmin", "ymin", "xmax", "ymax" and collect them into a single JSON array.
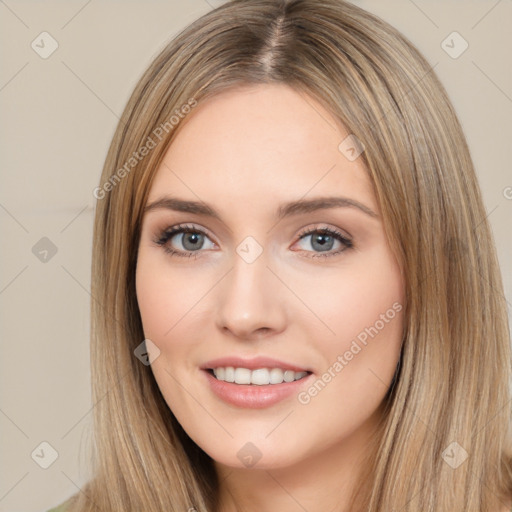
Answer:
[{"xmin": 201, "ymin": 356, "xmax": 310, "ymax": 373}]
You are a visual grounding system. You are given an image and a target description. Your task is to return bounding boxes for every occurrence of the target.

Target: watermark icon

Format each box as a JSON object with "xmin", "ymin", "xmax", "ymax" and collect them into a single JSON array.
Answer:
[
  {"xmin": 93, "ymin": 98, "xmax": 197, "ymax": 200},
  {"xmin": 441, "ymin": 441, "xmax": 468, "ymax": 469},
  {"xmin": 31, "ymin": 31, "xmax": 59, "ymax": 59},
  {"xmin": 31, "ymin": 441, "xmax": 59, "ymax": 469},
  {"xmin": 237, "ymin": 441, "xmax": 262, "ymax": 468},
  {"xmin": 236, "ymin": 236, "xmax": 263, "ymax": 264},
  {"xmin": 298, "ymin": 301, "xmax": 403, "ymax": 405},
  {"xmin": 32, "ymin": 237, "xmax": 58, "ymax": 263},
  {"xmin": 338, "ymin": 134, "xmax": 365, "ymax": 161},
  {"xmin": 441, "ymin": 31, "xmax": 469, "ymax": 59},
  {"xmin": 134, "ymin": 339, "xmax": 161, "ymax": 366},
  {"xmin": 504, "ymin": 186, "xmax": 512, "ymax": 200}
]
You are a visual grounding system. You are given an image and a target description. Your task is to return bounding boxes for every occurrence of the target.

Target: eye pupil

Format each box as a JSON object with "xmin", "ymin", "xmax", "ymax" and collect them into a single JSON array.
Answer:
[
  {"xmin": 312, "ymin": 233, "xmax": 334, "ymax": 251},
  {"xmin": 183, "ymin": 232, "xmax": 203, "ymax": 250}
]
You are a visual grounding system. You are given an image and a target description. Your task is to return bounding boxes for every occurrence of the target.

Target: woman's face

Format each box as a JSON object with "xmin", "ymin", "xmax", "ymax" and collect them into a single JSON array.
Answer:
[{"xmin": 136, "ymin": 83, "xmax": 404, "ymax": 470}]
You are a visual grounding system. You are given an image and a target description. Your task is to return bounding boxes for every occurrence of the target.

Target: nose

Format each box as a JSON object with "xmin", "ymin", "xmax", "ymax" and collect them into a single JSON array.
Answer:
[{"xmin": 215, "ymin": 249, "xmax": 287, "ymax": 341}]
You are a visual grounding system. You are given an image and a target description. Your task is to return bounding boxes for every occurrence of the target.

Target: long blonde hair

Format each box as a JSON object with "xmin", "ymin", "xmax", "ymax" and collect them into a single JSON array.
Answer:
[{"xmin": 67, "ymin": 0, "xmax": 512, "ymax": 510}]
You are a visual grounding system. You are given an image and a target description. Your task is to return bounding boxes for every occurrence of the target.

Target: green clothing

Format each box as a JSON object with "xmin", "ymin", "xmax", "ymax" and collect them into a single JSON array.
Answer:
[{"xmin": 47, "ymin": 504, "xmax": 67, "ymax": 512}]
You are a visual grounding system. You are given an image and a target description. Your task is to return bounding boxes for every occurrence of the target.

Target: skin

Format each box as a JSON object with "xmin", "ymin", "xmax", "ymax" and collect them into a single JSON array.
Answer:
[{"xmin": 136, "ymin": 83, "xmax": 405, "ymax": 512}]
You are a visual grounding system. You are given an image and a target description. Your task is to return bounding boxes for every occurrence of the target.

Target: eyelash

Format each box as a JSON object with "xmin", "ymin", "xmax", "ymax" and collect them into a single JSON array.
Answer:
[{"xmin": 153, "ymin": 223, "xmax": 353, "ymax": 259}]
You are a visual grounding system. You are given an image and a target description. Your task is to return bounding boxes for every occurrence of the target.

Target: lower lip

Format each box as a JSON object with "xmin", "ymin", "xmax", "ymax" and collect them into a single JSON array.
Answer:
[{"xmin": 203, "ymin": 370, "xmax": 312, "ymax": 409}]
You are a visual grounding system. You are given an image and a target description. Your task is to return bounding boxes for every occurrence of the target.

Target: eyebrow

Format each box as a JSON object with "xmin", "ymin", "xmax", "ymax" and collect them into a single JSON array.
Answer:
[{"xmin": 144, "ymin": 195, "xmax": 378, "ymax": 220}]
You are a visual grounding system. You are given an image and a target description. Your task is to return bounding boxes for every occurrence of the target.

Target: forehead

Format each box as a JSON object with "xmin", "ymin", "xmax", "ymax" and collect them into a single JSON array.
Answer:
[{"xmin": 147, "ymin": 83, "xmax": 377, "ymax": 218}]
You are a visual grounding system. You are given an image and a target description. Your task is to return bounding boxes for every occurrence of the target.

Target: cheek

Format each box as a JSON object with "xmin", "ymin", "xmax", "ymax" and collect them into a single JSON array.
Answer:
[
  {"xmin": 293, "ymin": 267, "xmax": 404, "ymax": 447},
  {"xmin": 135, "ymin": 257, "xmax": 205, "ymax": 406},
  {"xmin": 292, "ymin": 250, "xmax": 404, "ymax": 352},
  {"xmin": 296, "ymin": 247, "xmax": 404, "ymax": 404},
  {"xmin": 136, "ymin": 269, "xmax": 173, "ymax": 340},
  {"xmin": 135, "ymin": 255, "xmax": 211, "ymax": 340}
]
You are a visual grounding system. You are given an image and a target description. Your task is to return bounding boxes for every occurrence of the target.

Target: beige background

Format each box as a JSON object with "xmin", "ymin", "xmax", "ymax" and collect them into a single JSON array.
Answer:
[{"xmin": 0, "ymin": 0, "xmax": 510, "ymax": 510}]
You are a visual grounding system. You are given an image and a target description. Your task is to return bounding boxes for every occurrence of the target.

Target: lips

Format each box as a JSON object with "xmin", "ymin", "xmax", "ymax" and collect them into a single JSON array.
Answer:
[
  {"xmin": 201, "ymin": 356, "xmax": 310, "ymax": 373},
  {"xmin": 200, "ymin": 356, "xmax": 313, "ymax": 408}
]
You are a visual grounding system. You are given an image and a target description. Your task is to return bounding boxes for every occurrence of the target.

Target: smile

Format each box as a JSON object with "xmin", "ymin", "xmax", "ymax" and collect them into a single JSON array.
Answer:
[{"xmin": 210, "ymin": 367, "xmax": 310, "ymax": 385}]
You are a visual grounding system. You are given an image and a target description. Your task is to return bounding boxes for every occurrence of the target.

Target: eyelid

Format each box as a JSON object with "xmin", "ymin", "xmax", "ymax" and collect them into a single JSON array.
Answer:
[
  {"xmin": 157, "ymin": 223, "xmax": 216, "ymax": 243},
  {"xmin": 296, "ymin": 223, "xmax": 352, "ymax": 241}
]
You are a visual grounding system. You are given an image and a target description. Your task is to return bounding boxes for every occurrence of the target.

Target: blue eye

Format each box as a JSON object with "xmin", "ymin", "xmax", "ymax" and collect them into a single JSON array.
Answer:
[
  {"xmin": 294, "ymin": 227, "xmax": 353, "ymax": 258},
  {"xmin": 154, "ymin": 224, "xmax": 214, "ymax": 258},
  {"xmin": 154, "ymin": 224, "xmax": 353, "ymax": 259}
]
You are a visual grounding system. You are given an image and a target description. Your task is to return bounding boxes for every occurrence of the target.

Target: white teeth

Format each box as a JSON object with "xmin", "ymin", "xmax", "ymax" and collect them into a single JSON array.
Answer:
[
  {"xmin": 283, "ymin": 370, "xmax": 295, "ymax": 382},
  {"xmin": 212, "ymin": 367, "xmax": 308, "ymax": 385},
  {"xmin": 251, "ymin": 368, "xmax": 269, "ymax": 385},
  {"xmin": 269, "ymin": 368, "xmax": 284, "ymax": 384},
  {"xmin": 224, "ymin": 366, "xmax": 235, "ymax": 383},
  {"xmin": 234, "ymin": 367, "xmax": 251, "ymax": 384}
]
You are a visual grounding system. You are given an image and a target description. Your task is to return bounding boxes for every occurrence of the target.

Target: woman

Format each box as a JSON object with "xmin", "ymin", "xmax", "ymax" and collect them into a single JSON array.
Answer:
[{"xmin": 50, "ymin": 0, "xmax": 512, "ymax": 510}]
